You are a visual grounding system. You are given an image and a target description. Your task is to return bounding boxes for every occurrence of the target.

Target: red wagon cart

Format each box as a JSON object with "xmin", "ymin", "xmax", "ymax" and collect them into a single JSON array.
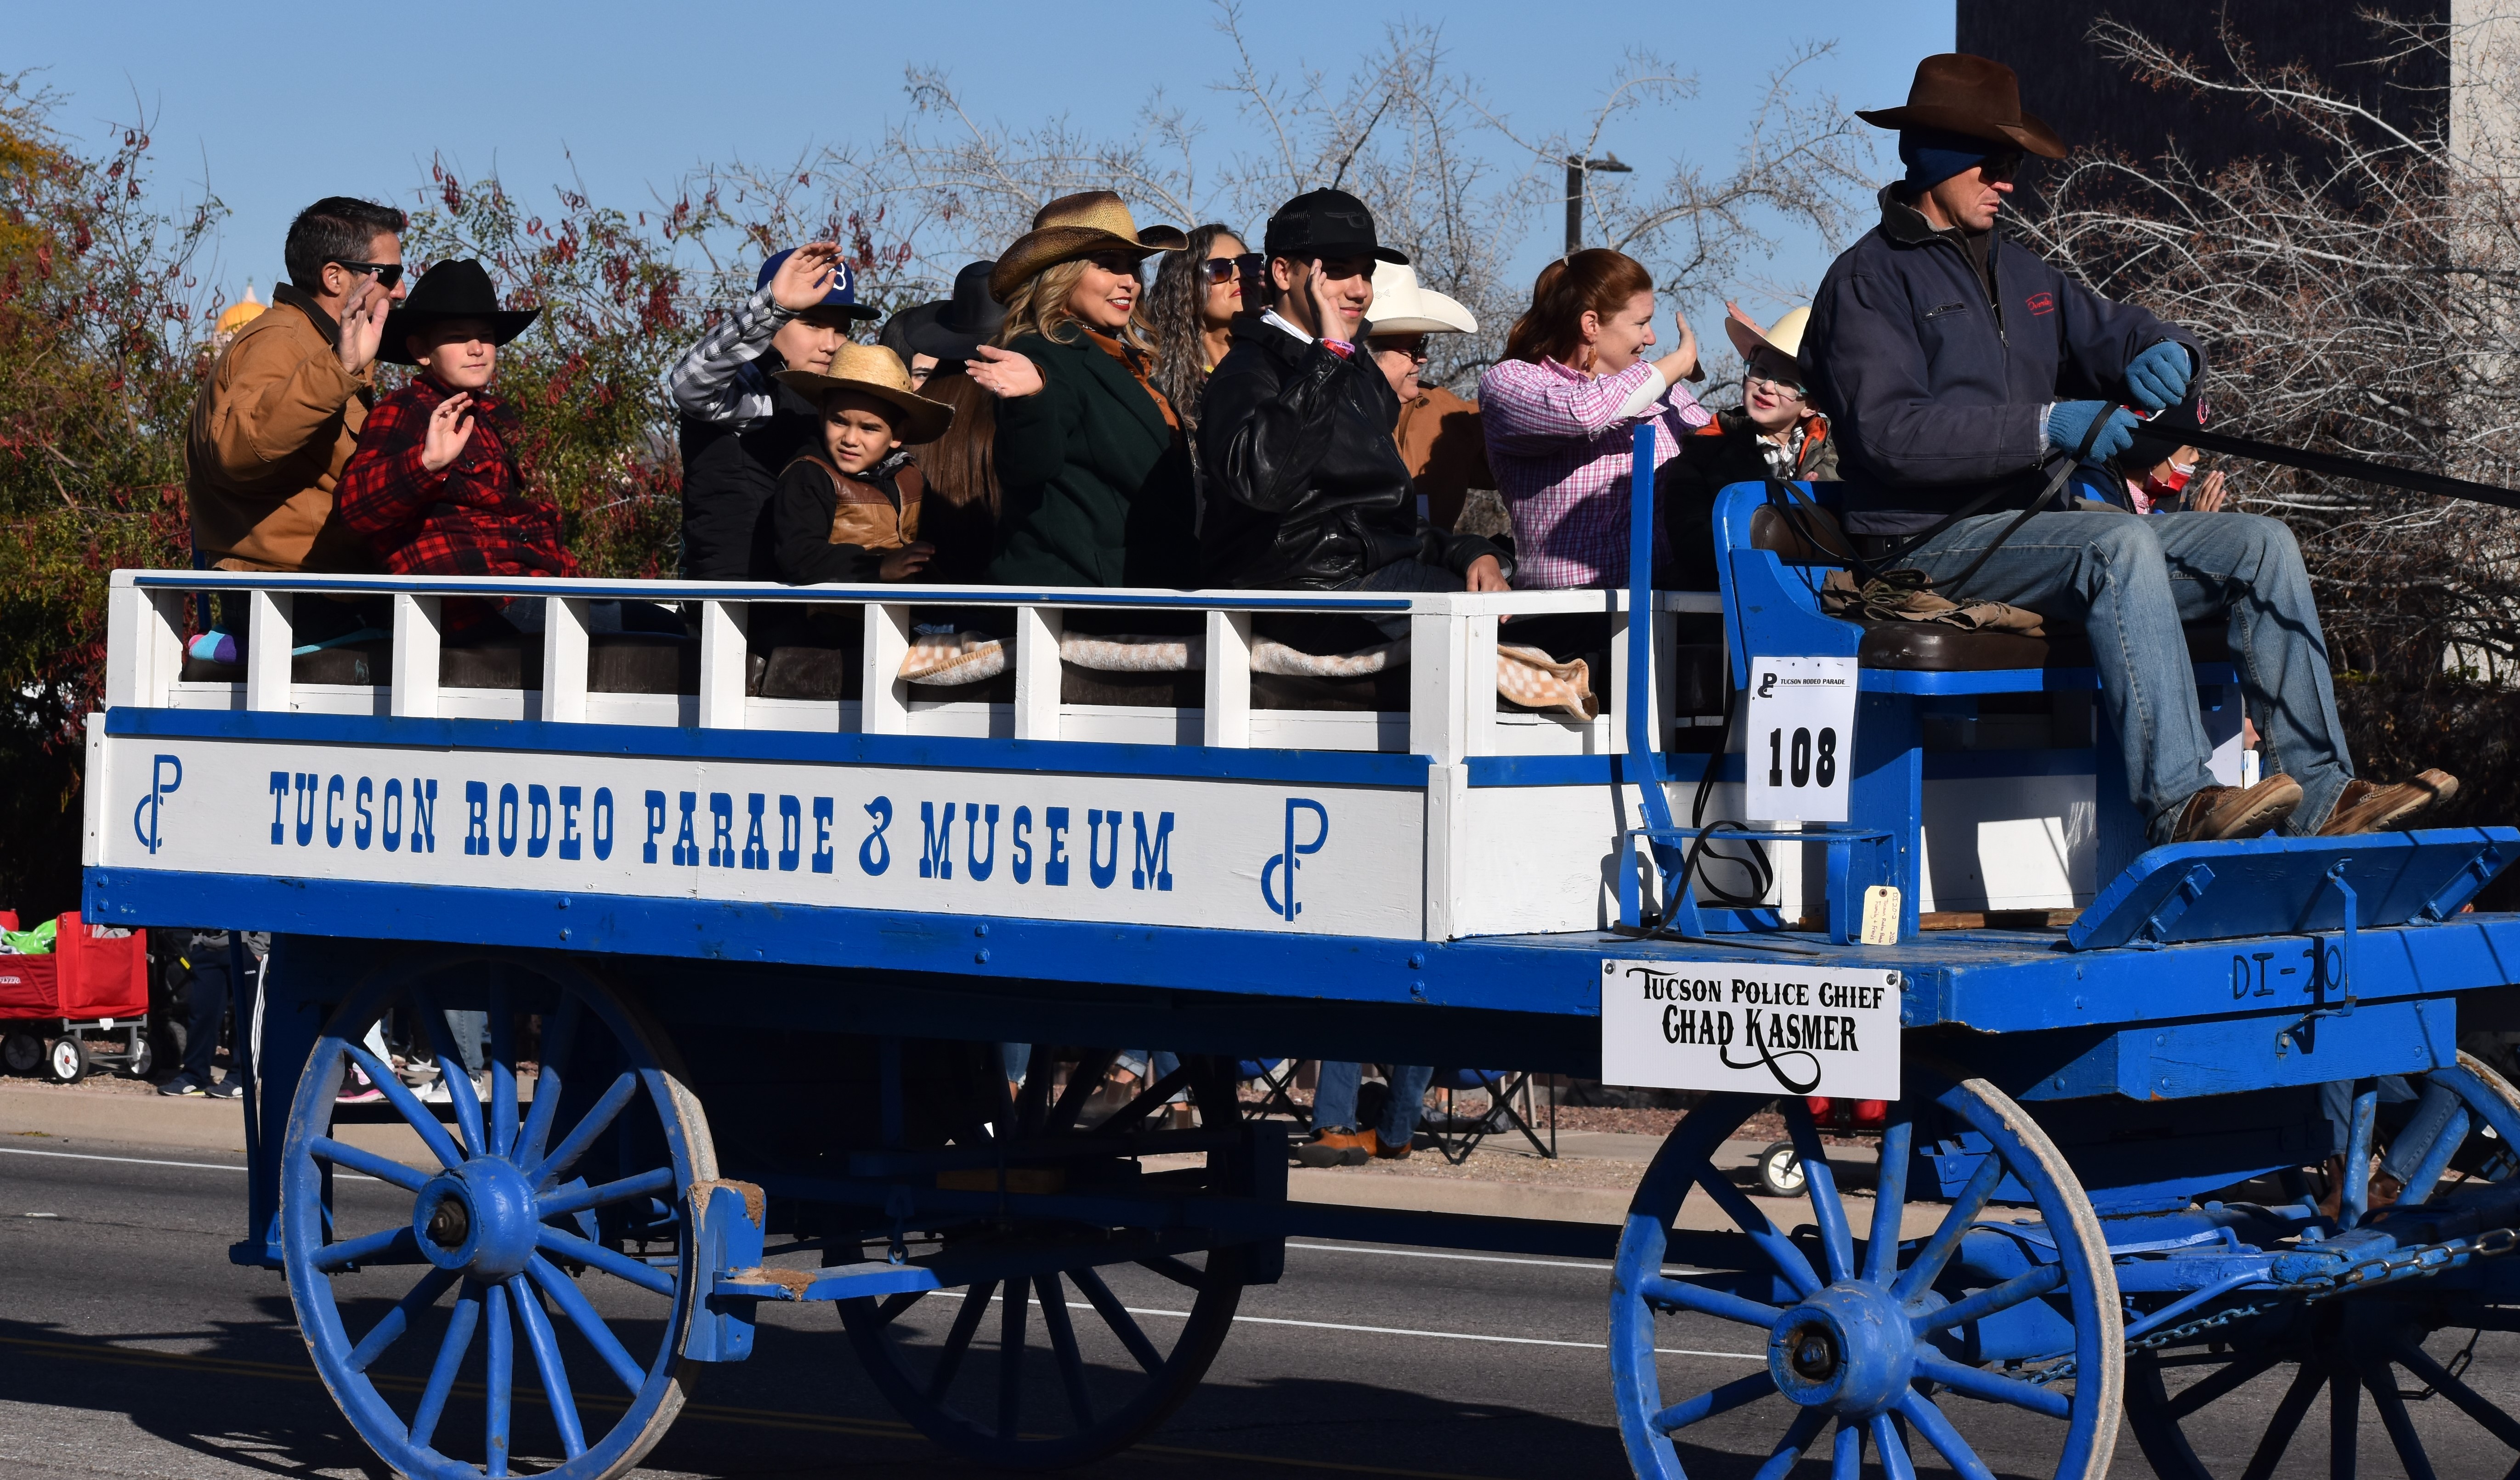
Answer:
[{"xmin": 0, "ymin": 912, "xmax": 151, "ymax": 1083}]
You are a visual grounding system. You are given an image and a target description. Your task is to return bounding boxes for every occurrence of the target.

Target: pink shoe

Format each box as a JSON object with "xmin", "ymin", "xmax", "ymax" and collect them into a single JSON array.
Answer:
[{"xmin": 336, "ymin": 1065, "xmax": 386, "ymax": 1104}]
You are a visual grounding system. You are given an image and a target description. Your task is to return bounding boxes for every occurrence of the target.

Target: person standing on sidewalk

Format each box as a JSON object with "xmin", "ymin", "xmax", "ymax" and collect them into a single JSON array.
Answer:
[{"xmin": 158, "ymin": 930, "xmax": 259, "ymax": 1098}]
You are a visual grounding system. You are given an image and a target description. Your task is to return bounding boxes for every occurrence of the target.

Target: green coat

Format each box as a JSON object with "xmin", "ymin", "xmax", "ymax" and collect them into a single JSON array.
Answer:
[{"xmin": 985, "ymin": 331, "xmax": 1198, "ymax": 588}]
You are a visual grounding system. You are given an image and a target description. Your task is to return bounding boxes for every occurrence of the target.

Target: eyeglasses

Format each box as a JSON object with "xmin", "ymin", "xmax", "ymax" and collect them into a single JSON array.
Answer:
[
  {"xmin": 1198, "ymin": 256, "xmax": 1242, "ymax": 285},
  {"xmin": 1975, "ymin": 152, "xmax": 2024, "ymax": 184},
  {"xmin": 1371, "ymin": 336, "xmax": 1430, "ymax": 362},
  {"xmin": 330, "ymin": 259, "xmax": 404, "ymax": 290},
  {"xmin": 1745, "ymin": 373, "xmax": 1806, "ymax": 403}
]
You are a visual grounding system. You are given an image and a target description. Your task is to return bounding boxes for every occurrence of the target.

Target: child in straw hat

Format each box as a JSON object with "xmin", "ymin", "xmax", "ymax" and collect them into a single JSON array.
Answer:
[{"xmin": 766, "ymin": 345, "xmax": 956, "ymax": 585}]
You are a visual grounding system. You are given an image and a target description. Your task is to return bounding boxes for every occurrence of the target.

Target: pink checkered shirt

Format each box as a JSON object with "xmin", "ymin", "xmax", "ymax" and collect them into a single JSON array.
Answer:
[{"xmin": 1477, "ymin": 357, "xmax": 1711, "ymax": 589}]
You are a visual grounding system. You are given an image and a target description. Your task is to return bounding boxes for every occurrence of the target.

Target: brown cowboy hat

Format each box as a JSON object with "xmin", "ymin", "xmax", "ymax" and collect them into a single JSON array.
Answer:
[
  {"xmin": 988, "ymin": 191, "xmax": 1186, "ymax": 304},
  {"xmin": 1856, "ymin": 53, "xmax": 2067, "ymax": 160},
  {"xmin": 774, "ymin": 344, "xmax": 956, "ymax": 444}
]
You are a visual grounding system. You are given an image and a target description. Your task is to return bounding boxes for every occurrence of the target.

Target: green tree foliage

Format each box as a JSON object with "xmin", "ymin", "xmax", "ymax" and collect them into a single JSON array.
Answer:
[{"xmin": 0, "ymin": 79, "xmax": 217, "ymax": 917}]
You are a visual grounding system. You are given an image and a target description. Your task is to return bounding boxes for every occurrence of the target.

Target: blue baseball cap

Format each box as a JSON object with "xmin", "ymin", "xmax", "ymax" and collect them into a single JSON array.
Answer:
[{"xmin": 757, "ymin": 249, "xmax": 879, "ymax": 321}]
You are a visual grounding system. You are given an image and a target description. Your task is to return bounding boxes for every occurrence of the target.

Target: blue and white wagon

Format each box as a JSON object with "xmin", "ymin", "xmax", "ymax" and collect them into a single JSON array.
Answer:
[{"xmin": 83, "ymin": 437, "xmax": 2520, "ymax": 1478}]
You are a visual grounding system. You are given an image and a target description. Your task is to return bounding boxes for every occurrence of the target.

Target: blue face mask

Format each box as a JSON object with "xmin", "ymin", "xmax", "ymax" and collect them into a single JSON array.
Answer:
[{"xmin": 1898, "ymin": 129, "xmax": 1994, "ymax": 192}]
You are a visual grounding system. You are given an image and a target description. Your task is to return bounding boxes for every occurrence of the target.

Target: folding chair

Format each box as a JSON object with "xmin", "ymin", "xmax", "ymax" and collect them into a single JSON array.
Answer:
[{"xmin": 1423, "ymin": 1068, "xmax": 1557, "ymax": 1165}]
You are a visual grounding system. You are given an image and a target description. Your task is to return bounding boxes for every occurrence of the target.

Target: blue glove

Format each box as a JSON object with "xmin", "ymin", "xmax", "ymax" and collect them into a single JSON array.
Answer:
[
  {"xmin": 2047, "ymin": 400, "xmax": 2143, "ymax": 464},
  {"xmin": 2123, "ymin": 340, "xmax": 2192, "ymax": 411}
]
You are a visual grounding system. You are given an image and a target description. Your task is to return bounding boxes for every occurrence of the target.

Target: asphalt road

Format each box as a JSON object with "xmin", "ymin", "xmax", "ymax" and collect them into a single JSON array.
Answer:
[{"xmin": 3, "ymin": 1139, "xmax": 2519, "ymax": 1479}]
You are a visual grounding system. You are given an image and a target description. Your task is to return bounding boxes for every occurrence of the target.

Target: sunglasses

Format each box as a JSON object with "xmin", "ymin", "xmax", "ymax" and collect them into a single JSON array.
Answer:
[
  {"xmin": 1371, "ymin": 335, "xmax": 1430, "ymax": 362},
  {"xmin": 1198, "ymin": 256, "xmax": 1242, "ymax": 285},
  {"xmin": 331, "ymin": 259, "xmax": 405, "ymax": 290},
  {"xmin": 1745, "ymin": 373, "xmax": 1807, "ymax": 403}
]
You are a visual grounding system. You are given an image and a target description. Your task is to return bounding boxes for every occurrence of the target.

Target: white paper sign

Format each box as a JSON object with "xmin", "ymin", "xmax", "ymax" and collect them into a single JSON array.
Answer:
[
  {"xmin": 1744, "ymin": 655, "xmax": 1858, "ymax": 822},
  {"xmin": 1599, "ymin": 958, "xmax": 1901, "ymax": 1099}
]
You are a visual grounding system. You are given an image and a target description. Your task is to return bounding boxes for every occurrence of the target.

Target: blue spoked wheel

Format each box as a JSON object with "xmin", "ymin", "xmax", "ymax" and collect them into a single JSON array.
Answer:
[
  {"xmin": 280, "ymin": 958, "xmax": 714, "ymax": 1480},
  {"xmin": 1611, "ymin": 1061, "xmax": 2122, "ymax": 1480},
  {"xmin": 2125, "ymin": 1051, "xmax": 2520, "ymax": 1478},
  {"xmin": 839, "ymin": 1048, "xmax": 1246, "ymax": 1469}
]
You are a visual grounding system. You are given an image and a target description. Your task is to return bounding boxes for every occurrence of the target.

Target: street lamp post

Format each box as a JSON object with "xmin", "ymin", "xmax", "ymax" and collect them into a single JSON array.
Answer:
[{"xmin": 1566, "ymin": 153, "xmax": 1631, "ymax": 257}]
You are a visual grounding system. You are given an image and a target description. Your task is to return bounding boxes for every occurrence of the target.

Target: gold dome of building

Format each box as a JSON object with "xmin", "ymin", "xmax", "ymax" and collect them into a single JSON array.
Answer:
[{"xmin": 215, "ymin": 285, "xmax": 266, "ymax": 338}]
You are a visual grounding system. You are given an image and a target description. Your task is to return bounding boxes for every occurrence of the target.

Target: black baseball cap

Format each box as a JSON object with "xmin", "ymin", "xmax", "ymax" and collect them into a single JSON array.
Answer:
[{"xmin": 1263, "ymin": 188, "xmax": 1408, "ymax": 265}]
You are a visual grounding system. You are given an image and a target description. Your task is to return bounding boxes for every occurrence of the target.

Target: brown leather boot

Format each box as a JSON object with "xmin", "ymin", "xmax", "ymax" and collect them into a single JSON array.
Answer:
[
  {"xmin": 2317, "ymin": 771, "xmax": 2458, "ymax": 835},
  {"xmin": 2169, "ymin": 775, "xmax": 2303, "ymax": 843},
  {"xmin": 1294, "ymin": 1128, "xmax": 1373, "ymax": 1168}
]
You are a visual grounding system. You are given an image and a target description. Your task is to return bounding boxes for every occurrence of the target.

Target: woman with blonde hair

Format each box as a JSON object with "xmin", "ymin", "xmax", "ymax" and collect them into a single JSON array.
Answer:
[{"xmin": 963, "ymin": 192, "xmax": 1197, "ymax": 588}]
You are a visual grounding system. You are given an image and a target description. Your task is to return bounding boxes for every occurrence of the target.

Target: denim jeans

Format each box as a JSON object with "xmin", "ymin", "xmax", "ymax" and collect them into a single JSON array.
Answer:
[
  {"xmin": 1904, "ymin": 510, "xmax": 2354, "ymax": 842},
  {"xmin": 1313, "ymin": 1062, "xmax": 1434, "ymax": 1146},
  {"xmin": 442, "ymin": 1011, "xmax": 487, "ymax": 1075}
]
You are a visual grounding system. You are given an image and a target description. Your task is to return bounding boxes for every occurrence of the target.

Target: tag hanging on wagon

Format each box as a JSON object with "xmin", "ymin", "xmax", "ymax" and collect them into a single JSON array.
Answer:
[{"xmin": 1744, "ymin": 656, "xmax": 1857, "ymax": 822}]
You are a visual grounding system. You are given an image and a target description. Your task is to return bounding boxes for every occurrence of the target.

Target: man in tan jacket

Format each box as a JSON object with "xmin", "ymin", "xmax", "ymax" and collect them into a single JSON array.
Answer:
[{"xmin": 186, "ymin": 197, "xmax": 409, "ymax": 590}]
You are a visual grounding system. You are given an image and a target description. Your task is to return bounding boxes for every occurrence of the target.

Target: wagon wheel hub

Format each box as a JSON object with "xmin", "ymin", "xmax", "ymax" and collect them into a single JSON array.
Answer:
[
  {"xmin": 1769, "ymin": 1281, "xmax": 1916, "ymax": 1416},
  {"xmin": 410, "ymin": 1160, "xmax": 539, "ymax": 1280}
]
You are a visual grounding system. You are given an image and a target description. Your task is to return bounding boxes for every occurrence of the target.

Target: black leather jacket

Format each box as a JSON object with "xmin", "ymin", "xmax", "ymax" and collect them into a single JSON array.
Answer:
[{"xmin": 1197, "ymin": 314, "xmax": 1507, "ymax": 589}]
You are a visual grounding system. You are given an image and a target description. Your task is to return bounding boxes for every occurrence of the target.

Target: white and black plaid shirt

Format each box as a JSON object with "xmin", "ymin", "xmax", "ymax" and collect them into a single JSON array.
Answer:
[{"xmin": 657, "ymin": 286, "xmax": 816, "ymax": 426}]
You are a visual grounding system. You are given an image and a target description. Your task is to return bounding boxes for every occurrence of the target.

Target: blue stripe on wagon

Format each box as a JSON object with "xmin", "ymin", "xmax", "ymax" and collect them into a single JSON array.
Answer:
[
  {"xmin": 81, "ymin": 867, "xmax": 2520, "ymax": 1037},
  {"xmin": 1462, "ymin": 750, "xmax": 2097, "ymax": 787},
  {"xmin": 127, "ymin": 571, "xmax": 1419, "ymax": 611},
  {"xmin": 104, "ymin": 708, "xmax": 1433, "ymax": 787},
  {"xmin": 78, "ymin": 869, "xmax": 1601, "ymax": 1016}
]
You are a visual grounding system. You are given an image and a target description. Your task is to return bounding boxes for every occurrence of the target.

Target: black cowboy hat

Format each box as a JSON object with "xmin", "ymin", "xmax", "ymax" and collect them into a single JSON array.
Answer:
[
  {"xmin": 909, "ymin": 261, "xmax": 1009, "ymax": 365},
  {"xmin": 380, "ymin": 259, "xmax": 541, "ymax": 366},
  {"xmin": 1856, "ymin": 54, "xmax": 2068, "ymax": 159}
]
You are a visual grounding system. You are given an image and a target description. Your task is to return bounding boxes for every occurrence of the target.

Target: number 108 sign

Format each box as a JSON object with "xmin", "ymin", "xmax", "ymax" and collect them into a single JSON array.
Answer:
[{"xmin": 1744, "ymin": 655, "xmax": 1858, "ymax": 822}]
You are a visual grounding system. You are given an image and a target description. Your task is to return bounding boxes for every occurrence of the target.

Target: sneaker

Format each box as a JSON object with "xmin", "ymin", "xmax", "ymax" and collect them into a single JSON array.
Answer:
[
  {"xmin": 204, "ymin": 1078, "xmax": 244, "ymax": 1100},
  {"xmin": 417, "ymin": 1078, "xmax": 453, "ymax": 1104},
  {"xmin": 336, "ymin": 1066, "xmax": 386, "ymax": 1104},
  {"xmin": 1295, "ymin": 1128, "xmax": 1374, "ymax": 1168},
  {"xmin": 2169, "ymin": 775, "xmax": 2303, "ymax": 843},
  {"xmin": 2317, "ymin": 772, "xmax": 2458, "ymax": 835},
  {"xmin": 157, "ymin": 1075, "xmax": 205, "ymax": 1097}
]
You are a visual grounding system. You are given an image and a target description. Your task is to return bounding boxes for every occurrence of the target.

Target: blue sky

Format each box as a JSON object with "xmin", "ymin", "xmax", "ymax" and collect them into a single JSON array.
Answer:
[{"xmin": 13, "ymin": 0, "xmax": 1952, "ymax": 323}]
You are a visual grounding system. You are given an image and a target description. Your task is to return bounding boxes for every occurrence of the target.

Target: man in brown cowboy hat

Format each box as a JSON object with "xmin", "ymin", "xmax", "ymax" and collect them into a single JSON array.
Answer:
[{"xmin": 1801, "ymin": 53, "xmax": 2452, "ymax": 845}]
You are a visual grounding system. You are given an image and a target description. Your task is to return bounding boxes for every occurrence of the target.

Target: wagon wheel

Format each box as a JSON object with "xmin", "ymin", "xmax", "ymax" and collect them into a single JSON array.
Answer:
[
  {"xmin": 1610, "ymin": 1062, "xmax": 2122, "ymax": 1480},
  {"xmin": 839, "ymin": 1048, "xmax": 1247, "ymax": 1469},
  {"xmin": 2125, "ymin": 1051, "xmax": 2520, "ymax": 1479},
  {"xmin": 280, "ymin": 958, "xmax": 714, "ymax": 1480}
]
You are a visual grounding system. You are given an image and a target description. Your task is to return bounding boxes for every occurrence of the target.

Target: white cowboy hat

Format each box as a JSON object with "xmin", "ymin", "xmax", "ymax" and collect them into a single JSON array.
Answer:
[
  {"xmin": 1365, "ymin": 261, "xmax": 1478, "ymax": 337},
  {"xmin": 1724, "ymin": 301, "xmax": 1812, "ymax": 362}
]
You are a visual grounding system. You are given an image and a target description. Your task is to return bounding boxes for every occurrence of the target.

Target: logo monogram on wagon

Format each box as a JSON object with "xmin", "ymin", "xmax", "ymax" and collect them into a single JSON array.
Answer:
[
  {"xmin": 131, "ymin": 754, "xmax": 181, "ymax": 854},
  {"xmin": 1260, "ymin": 798, "xmax": 1329, "ymax": 921}
]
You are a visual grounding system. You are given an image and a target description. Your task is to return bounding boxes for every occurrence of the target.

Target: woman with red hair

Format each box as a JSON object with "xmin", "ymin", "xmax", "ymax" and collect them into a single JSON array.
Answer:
[{"xmin": 1477, "ymin": 249, "xmax": 1707, "ymax": 588}]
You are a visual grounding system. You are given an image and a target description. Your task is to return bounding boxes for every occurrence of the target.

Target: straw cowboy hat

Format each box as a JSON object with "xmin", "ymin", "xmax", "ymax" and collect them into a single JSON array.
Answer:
[
  {"xmin": 773, "ymin": 344, "xmax": 956, "ymax": 444},
  {"xmin": 1855, "ymin": 53, "xmax": 2067, "ymax": 159},
  {"xmin": 1365, "ymin": 261, "xmax": 1477, "ymax": 337},
  {"xmin": 380, "ymin": 259, "xmax": 541, "ymax": 366},
  {"xmin": 1722, "ymin": 302, "xmax": 1812, "ymax": 365},
  {"xmin": 988, "ymin": 192, "xmax": 1187, "ymax": 304}
]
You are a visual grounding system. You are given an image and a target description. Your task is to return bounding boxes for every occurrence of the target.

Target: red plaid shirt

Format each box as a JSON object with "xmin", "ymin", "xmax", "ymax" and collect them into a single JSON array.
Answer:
[{"xmin": 337, "ymin": 374, "xmax": 576, "ymax": 632}]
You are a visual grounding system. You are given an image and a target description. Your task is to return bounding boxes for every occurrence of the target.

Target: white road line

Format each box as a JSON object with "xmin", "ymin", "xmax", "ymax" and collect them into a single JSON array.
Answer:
[
  {"xmin": 0, "ymin": 1145, "xmax": 245, "ymax": 1174},
  {"xmin": 0, "ymin": 1144, "xmax": 374, "ymax": 1182},
  {"xmin": 925, "ymin": 1288, "xmax": 1762, "ymax": 1360},
  {"xmin": 1285, "ymin": 1242, "xmax": 1710, "ymax": 1277},
  {"xmin": 1287, "ymin": 1242, "xmax": 1613, "ymax": 1271}
]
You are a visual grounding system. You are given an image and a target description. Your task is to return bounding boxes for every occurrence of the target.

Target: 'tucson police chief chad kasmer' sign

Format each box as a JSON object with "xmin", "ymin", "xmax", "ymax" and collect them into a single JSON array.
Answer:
[
  {"xmin": 91, "ymin": 737, "xmax": 1424, "ymax": 938},
  {"xmin": 1599, "ymin": 959, "xmax": 1901, "ymax": 1099}
]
